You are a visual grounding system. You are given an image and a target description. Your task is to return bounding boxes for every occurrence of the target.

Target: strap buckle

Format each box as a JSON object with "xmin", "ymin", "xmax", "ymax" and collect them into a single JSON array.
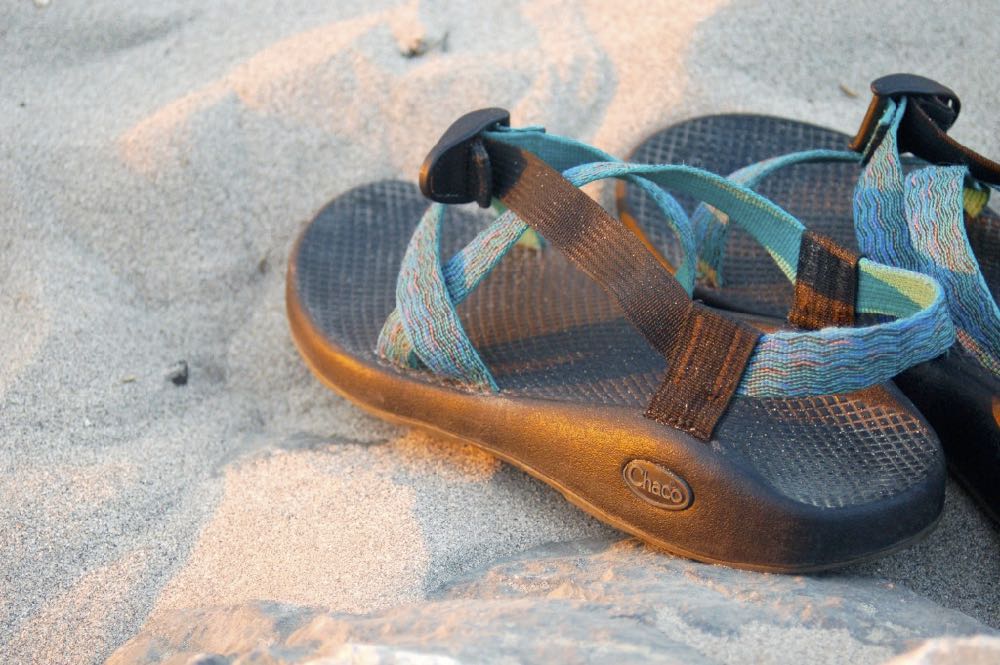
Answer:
[
  {"xmin": 419, "ymin": 108, "xmax": 510, "ymax": 207},
  {"xmin": 848, "ymin": 74, "xmax": 960, "ymax": 153}
]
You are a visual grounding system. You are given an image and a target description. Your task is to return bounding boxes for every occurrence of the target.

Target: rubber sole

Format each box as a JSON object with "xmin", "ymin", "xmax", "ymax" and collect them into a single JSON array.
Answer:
[
  {"xmin": 289, "ymin": 278, "xmax": 943, "ymax": 572},
  {"xmin": 285, "ymin": 182, "xmax": 947, "ymax": 571}
]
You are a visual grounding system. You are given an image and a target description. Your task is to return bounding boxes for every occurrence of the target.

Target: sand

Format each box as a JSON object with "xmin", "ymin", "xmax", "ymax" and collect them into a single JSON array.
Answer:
[{"xmin": 1, "ymin": 1, "xmax": 998, "ymax": 663}]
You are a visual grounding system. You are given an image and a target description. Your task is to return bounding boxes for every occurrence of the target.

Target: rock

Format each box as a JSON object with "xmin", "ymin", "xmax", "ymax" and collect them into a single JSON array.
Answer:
[
  {"xmin": 883, "ymin": 636, "xmax": 1000, "ymax": 665},
  {"xmin": 107, "ymin": 540, "xmax": 996, "ymax": 664},
  {"xmin": 166, "ymin": 360, "xmax": 189, "ymax": 386}
]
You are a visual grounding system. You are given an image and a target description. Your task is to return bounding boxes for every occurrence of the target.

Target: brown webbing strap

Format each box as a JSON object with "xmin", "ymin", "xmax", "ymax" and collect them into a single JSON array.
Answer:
[
  {"xmin": 485, "ymin": 138, "xmax": 760, "ymax": 440},
  {"xmin": 645, "ymin": 308, "xmax": 760, "ymax": 438},
  {"xmin": 788, "ymin": 232, "xmax": 859, "ymax": 330}
]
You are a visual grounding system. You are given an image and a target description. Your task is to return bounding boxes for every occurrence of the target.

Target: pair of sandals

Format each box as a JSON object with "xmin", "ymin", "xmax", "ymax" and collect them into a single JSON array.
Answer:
[{"xmin": 286, "ymin": 74, "xmax": 999, "ymax": 572}]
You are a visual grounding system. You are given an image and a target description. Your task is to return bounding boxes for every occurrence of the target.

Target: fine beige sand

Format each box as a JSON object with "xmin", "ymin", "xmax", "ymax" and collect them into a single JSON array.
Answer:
[{"xmin": 2, "ymin": 1, "xmax": 999, "ymax": 664}]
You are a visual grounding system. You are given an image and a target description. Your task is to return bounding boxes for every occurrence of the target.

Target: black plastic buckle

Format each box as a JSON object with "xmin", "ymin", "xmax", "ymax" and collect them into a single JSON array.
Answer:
[
  {"xmin": 848, "ymin": 74, "xmax": 960, "ymax": 154},
  {"xmin": 419, "ymin": 108, "xmax": 511, "ymax": 207}
]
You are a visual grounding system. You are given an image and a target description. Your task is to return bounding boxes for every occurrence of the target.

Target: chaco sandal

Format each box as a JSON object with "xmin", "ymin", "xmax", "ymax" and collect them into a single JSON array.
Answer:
[
  {"xmin": 619, "ymin": 74, "xmax": 1000, "ymax": 521},
  {"xmin": 287, "ymin": 109, "xmax": 955, "ymax": 571}
]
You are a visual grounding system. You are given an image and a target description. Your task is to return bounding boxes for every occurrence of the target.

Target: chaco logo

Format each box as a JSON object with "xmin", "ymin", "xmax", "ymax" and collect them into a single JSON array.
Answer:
[{"xmin": 622, "ymin": 460, "xmax": 692, "ymax": 510}]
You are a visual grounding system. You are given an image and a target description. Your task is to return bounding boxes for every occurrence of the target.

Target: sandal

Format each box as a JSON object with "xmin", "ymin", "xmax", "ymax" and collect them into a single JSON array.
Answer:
[
  {"xmin": 619, "ymin": 74, "xmax": 999, "ymax": 522},
  {"xmin": 287, "ymin": 109, "xmax": 953, "ymax": 571}
]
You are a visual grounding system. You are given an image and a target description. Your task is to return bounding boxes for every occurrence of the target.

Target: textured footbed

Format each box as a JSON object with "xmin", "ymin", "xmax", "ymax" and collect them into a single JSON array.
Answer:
[
  {"xmin": 292, "ymin": 180, "xmax": 941, "ymax": 512},
  {"xmin": 619, "ymin": 114, "xmax": 1000, "ymax": 318}
]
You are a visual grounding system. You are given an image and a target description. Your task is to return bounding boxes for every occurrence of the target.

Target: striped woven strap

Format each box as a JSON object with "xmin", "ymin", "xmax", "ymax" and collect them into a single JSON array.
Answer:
[
  {"xmin": 377, "ymin": 125, "xmax": 955, "ymax": 437},
  {"xmin": 691, "ymin": 92, "xmax": 999, "ymax": 380},
  {"xmin": 379, "ymin": 138, "xmax": 758, "ymax": 439},
  {"xmin": 557, "ymin": 161, "xmax": 953, "ymax": 396},
  {"xmin": 376, "ymin": 148, "xmax": 698, "ymax": 380},
  {"xmin": 856, "ymin": 98, "xmax": 1000, "ymax": 376}
]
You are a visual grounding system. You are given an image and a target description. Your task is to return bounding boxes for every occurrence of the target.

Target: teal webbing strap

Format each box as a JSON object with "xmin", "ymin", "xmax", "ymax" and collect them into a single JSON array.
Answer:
[
  {"xmin": 692, "ymin": 149, "xmax": 860, "ymax": 284},
  {"xmin": 376, "ymin": 142, "xmax": 697, "ymax": 374},
  {"xmin": 558, "ymin": 161, "xmax": 953, "ymax": 395},
  {"xmin": 377, "ymin": 130, "xmax": 954, "ymax": 397},
  {"xmin": 856, "ymin": 99, "xmax": 1000, "ymax": 376}
]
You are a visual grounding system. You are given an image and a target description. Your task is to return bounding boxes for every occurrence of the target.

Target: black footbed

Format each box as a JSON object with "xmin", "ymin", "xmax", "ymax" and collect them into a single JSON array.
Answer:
[
  {"xmin": 621, "ymin": 114, "xmax": 998, "ymax": 521},
  {"xmin": 287, "ymin": 178, "xmax": 945, "ymax": 569}
]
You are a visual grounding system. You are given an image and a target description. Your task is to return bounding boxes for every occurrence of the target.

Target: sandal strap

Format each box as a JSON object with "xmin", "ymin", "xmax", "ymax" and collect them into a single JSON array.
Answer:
[
  {"xmin": 387, "ymin": 203, "xmax": 500, "ymax": 391},
  {"xmin": 702, "ymin": 87, "xmax": 999, "ymax": 377},
  {"xmin": 485, "ymin": 138, "xmax": 760, "ymax": 439},
  {"xmin": 857, "ymin": 98, "xmax": 1000, "ymax": 376},
  {"xmin": 692, "ymin": 149, "xmax": 859, "ymax": 285},
  {"xmin": 560, "ymin": 161, "xmax": 953, "ymax": 396},
  {"xmin": 906, "ymin": 169, "xmax": 1000, "ymax": 375},
  {"xmin": 698, "ymin": 76, "xmax": 1000, "ymax": 280},
  {"xmin": 382, "ymin": 151, "xmax": 953, "ymax": 398},
  {"xmin": 788, "ymin": 231, "xmax": 859, "ymax": 329},
  {"xmin": 391, "ymin": 123, "xmax": 759, "ymax": 439},
  {"xmin": 483, "ymin": 126, "xmax": 699, "ymax": 291},
  {"xmin": 377, "ymin": 156, "xmax": 696, "ymax": 375},
  {"xmin": 377, "ymin": 114, "xmax": 956, "ymax": 440}
]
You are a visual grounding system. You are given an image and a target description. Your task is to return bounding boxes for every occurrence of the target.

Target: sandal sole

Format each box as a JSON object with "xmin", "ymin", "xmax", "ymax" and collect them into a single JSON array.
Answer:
[{"xmin": 286, "ymin": 181, "xmax": 946, "ymax": 570}]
